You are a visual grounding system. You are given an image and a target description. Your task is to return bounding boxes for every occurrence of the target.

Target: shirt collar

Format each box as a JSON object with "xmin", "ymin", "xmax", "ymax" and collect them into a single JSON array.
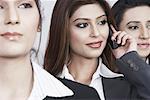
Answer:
[
  {"xmin": 59, "ymin": 64, "xmax": 75, "ymax": 81},
  {"xmin": 146, "ymin": 58, "xmax": 149, "ymax": 64},
  {"xmin": 28, "ymin": 61, "xmax": 74, "ymax": 100},
  {"xmin": 59, "ymin": 58, "xmax": 123, "ymax": 80},
  {"xmin": 98, "ymin": 58, "xmax": 123, "ymax": 78}
]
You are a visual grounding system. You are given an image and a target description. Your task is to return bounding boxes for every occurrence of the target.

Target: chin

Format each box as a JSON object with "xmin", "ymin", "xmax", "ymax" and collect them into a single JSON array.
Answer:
[
  {"xmin": 0, "ymin": 50, "xmax": 28, "ymax": 58},
  {"xmin": 138, "ymin": 51, "xmax": 150, "ymax": 59},
  {"xmin": 85, "ymin": 52, "xmax": 102, "ymax": 58}
]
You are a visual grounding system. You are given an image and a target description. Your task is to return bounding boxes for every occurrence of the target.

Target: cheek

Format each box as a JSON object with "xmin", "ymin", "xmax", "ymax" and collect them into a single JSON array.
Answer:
[
  {"xmin": 21, "ymin": 10, "xmax": 40, "ymax": 30},
  {"xmin": 27, "ymin": 18, "xmax": 39, "ymax": 31},
  {"xmin": 69, "ymin": 29, "xmax": 88, "ymax": 50},
  {"xmin": 22, "ymin": 16, "xmax": 39, "ymax": 38},
  {"xmin": 70, "ymin": 31, "xmax": 84, "ymax": 46},
  {"xmin": 70, "ymin": 26, "xmax": 88, "ymax": 43},
  {"xmin": 125, "ymin": 30, "xmax": 140, "ymax": 39},
  {"xmin": 23, "ymin": 19, "xmax": 39, "ymax": 47},
  {"xmin": 99, "ymin": 26, "xmax": 109, "ymax": 39}
]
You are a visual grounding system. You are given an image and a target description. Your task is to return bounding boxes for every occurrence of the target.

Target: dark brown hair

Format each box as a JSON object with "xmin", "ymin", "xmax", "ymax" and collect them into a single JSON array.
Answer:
[
  {"xmin": 44, "ymin": 0, "xmax": 117, "ymax": 76},
  {"xmin": 111, "ymin": 0, "xmax": 150, "ymax": 62},
  {"xmin": 111, "ymin": 0, "xmax": 150, "ymax": 29}
]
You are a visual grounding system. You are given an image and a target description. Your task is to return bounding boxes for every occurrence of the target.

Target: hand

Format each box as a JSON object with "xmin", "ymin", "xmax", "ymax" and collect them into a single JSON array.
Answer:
[{"xmin": 110, "ymin": 25, "xmax": 137, "ymax": 58}]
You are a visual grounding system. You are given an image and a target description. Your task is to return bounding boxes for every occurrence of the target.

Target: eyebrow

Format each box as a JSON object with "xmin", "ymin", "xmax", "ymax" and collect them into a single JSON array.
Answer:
[
  {"xmin": 127, "ymin": 21, "xmax": 140, "ymax": 25},
  {"xmin": 0, "ymin": 0, "xmax": 32, "ymax": 4},
  {"xmin": 17, "ymin": 0, "xmax": 33, "ymax": 3},
  {"xmin": 147, "ymin": 20, "xmax": 150, "ymax": 23},
  {"xmin": 73, "ymin": 15, "xmax": 107, "ymax": 22}
]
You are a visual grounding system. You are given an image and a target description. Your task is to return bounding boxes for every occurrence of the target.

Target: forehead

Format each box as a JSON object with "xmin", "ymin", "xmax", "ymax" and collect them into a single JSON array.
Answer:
[
  {"xmin": 0, "ymin": 0, "xmax": 35, "ymax": 2},
  {"xmin": 71, "ymin": 4, "xmax": 105, "ymax": 19},
  {"xmin": 123, "ymin": 6, "xmax": 150, "ymax": 22}
]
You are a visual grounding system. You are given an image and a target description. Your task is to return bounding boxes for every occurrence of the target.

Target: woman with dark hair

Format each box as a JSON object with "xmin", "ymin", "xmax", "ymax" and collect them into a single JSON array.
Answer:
[
  {"xmin": 111, "ymin": 0, "xmax": 150, "ymax": 64},
  {"xmin": 0, "ymin": 0, "xmax": 100, "ymax": 100},
  {"xmin": 111, "ymin": 0, "xmax": 150, "ymax": 98},
  {"xmin": 44, "ymin": 0, "xmax": 150, "ymax": 99}
]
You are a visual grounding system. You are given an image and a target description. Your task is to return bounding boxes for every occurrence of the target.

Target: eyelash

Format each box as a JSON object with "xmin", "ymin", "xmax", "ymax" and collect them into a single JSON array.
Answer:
[
  {"xmin": 147, "ymin": 24, "xmax": 150, "ymax": 29},
  {"xmin": 97, "ymin": 20, "xmax": 107, "ymax": 25},
  {"xmin": 0, "ymin": 3, "xmax": 32, "ymax": 10},
  {"xmin": 18, "ymin": 3, "xmax": 32, "ymax": 9},
  {"xmin": 0, "ymin": 5, "xmax": 4, "ymax": 9},
  {"xmin": 76, "ymin": 23, "xmax": 88, "ymax": 28},
  {"xmin": 75, "ymin": 20, "xmax": 107, "ymax": 29},
  {"xmin": 128, "ymin": 26, "xmax": 139, "ymax": 30}
]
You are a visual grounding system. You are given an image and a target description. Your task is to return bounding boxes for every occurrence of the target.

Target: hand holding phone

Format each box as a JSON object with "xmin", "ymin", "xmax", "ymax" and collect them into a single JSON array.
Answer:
[
  {"xmin": 109, "ymin": 25, "xmax": 137, "ymax": 58},
  {"xmin": 108, "ymin": 25, "xmax": 121, "ymax": 49}
]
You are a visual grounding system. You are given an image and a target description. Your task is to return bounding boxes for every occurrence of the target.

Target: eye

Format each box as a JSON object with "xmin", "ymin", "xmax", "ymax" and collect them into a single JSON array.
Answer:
[
  {"xmin": 0, "ymin": 5, "xmax": 4, "ymax": 9},
  {"xmin": 18, "ymin": 3, "xmax": 32, "ymax": 9},
  {"xmin": 128, "ymin": 26, "xmax": 139, "ymax": 30},
  {"xmin": 147, "ymin": 24, "xmax": 150, "ymax": 29},
  {"xmin": 97, "ymin": 20, "xmax": 107, "ymax": 25},
  {"xmin": 75, "ymin": 23, "xmax": 88, "ymax": 28}
]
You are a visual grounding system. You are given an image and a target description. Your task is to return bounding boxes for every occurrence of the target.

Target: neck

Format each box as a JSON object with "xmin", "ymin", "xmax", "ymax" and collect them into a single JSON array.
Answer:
[
  {"xmin": 0, "ymin": 55, "xmax": 33, "ymax": 100},
  {"xmin": 68, "ymin": 55, "xmax": 98, "ymax": 85}
]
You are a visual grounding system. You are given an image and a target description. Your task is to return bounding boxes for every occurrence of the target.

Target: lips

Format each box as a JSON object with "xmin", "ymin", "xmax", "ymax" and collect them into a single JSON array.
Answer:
[
  {"xmin": 0, "ymin": 32, "xmax": 22, "ymax": 40},
  {"xmin": 86, "ymin": 41, "xmax": 102, "ymax": 48},
  {"xmin": 137, "ymin": 43, "xmax": 150, "ymax": 49}
]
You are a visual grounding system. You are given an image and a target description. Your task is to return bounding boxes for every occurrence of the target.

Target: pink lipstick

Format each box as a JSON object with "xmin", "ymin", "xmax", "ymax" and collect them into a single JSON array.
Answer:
[
  {"xmin": 86, "ymin": 41, "xmax": 102, "ymax": 48},
  {"xmin": 0, "ymin": 32, "xmax": 22, "ymax": 40},
  {"xmin": 137, "ymin": 43, "xmax": 150, "ymax": 49}
]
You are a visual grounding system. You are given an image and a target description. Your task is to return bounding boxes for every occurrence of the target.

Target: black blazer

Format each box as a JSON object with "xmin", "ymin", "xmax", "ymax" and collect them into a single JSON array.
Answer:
[
  {"xmin": 44, "ymin": 51, "xmax": 150, "ymax": 100},
  {"xmin": 103, "ymin": 51, "xmax": 150, "ymax": 100},
  {"xmin": 43, "ymin": 78, "xmax": 100, "ymax": 100}
]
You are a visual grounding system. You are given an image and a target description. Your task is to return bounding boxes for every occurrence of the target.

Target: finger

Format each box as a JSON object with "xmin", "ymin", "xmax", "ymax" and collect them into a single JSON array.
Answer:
[
  {"xmin": 116, "ymin": 31, "xmax": 127, "ymax": 44},
  {"xmin": 110, "ymin": 25, "xmax": 117, "ymax": 33},
  {"xmin": 121, "ymin": 34, "xmax": 130, "ymax": 45},
  {"xmin": 111, "ymin": 31, "xmax": 121, "ymax": 41},
  {"xmin": 110, "ymin": 25, "xmax": 121, "ymax": 40}
]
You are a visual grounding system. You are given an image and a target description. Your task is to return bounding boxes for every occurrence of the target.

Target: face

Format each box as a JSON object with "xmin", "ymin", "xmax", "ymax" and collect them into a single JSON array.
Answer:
[
  {"xmin": 120, "ymin": 6, "xmax": 150, "ymax": 59},
  {"xmin": 0, "ymin": 0, "xmax": 40, "ymax": 58},
  {"xmin": 69, "ymin": 4, "xmax": 109, "ymax": 59}
]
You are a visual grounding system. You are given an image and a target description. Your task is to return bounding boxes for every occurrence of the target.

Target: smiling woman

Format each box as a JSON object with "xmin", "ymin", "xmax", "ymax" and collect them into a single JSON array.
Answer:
[
  {"xmin": 111, "ymin": 0, "xmax": 150, "ymax": 62},
  {"xmin": 44, "ymin": 0, "xmax": 150, "ymax": 99}
]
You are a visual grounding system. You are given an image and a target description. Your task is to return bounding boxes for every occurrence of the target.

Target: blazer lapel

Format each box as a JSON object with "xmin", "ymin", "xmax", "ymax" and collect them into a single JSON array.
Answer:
[{"xmin": 102, "ymin": 76, "xmax": 132, "ymax": 99}]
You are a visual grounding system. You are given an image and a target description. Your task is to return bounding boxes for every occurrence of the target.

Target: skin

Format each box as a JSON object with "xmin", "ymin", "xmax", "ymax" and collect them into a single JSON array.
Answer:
[
  {"xmin": 67, "ymin": 3, "xmax": 136, "ymax": 85},
  {"xmin": 119, "ymin": 6, "xmax": 150, "ymax": 60},
  {"xmin": 69, "ymin": 4, "xmax": 109, "ymax": 59},
  {"xmin": 0, "ymin": 0, "xmax": 39, "ymax": 58},
  {"xmin": 68, "ymin": 4, "xmax": 109, "ymax": 85},
  {"xmin": 0, "ymin": 0, "xmax": 39, "ymax": 99}
]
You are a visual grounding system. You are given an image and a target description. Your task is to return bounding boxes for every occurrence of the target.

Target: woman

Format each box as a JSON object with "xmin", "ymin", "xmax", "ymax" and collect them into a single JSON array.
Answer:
[
  {"xmin": 44, "ymin": 0, "xmax": 150, "ymax": 99},
  {"xmin": 0, "ymin": 0, "xmax": 100, "ymax": 100},
  {"xmin": 111, "ymin": 0, "xmax": 150, "ymax": 63}
]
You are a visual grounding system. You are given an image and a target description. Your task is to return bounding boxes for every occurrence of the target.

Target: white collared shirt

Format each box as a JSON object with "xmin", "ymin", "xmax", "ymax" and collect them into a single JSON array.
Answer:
[
  {"xmin": 146, "ymin": 59, "xmax": 149, "ymax": 64},
  {"xmin": 58, "ymin": 58, "xmax": 123, "ymax": 100},
  {"xmin": 28, "ymin": 61, "xmax": 74, "ymax": 100}
]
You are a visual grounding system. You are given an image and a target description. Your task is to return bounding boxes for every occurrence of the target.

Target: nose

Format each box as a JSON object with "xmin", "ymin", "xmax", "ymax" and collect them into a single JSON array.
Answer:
[
  {"xmin": 90, "ymin": 25, "xmax": 100, "ymax": 37},
  {"xmin": 5, "ymin": 6, "xmax": 20, "ymax": 25},
  {"xmin": 139, "ymin": 26, "xmax": 150, "ymax": 39}
]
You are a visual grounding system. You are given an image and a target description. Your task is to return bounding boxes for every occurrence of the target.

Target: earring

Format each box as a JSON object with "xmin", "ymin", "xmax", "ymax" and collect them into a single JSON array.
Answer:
[{"xmin": 37, "ymin": 25, "xmax": 41, "ymax": 32}]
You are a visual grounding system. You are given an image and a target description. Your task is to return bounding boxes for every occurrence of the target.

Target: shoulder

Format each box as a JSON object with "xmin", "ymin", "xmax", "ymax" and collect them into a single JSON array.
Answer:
[
  {"xmin": 115, "ymin": 51, "xmax": 150, "ymax": 98},
  {"xmin": 44, "ymin": 78, "xmax": 100, "ymax": 100}
]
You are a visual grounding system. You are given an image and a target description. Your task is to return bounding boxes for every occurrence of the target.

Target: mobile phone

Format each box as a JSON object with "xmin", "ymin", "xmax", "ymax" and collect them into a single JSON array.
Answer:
[{"xmin": 108, "ymin": 26, "xmax": 121, "ymax": 49}]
